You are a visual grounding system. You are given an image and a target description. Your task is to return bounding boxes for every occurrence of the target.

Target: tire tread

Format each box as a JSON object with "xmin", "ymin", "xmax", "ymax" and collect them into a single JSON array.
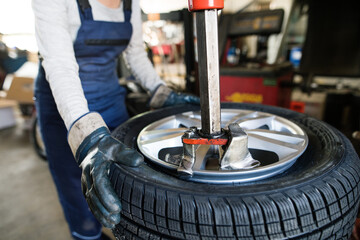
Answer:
[{"xmin": 109, "ymin": 104, "xmax": 360, "ymax": 239}]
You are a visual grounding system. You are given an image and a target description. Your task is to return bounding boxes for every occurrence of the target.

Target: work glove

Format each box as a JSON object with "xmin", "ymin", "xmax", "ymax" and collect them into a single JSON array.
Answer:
[
  {"xmin": 149, "ymin": 84, "xmax": 200, "ymax": 108},
  {"xmin": 68, "ymin": 112, "xmax": 143, "ymax": 228}
]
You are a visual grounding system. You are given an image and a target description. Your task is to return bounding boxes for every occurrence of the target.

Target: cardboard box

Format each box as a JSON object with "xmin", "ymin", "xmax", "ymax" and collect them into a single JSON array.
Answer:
[
  {"xmin": 0, "ymin": 99, "xmax": 16, "ymax": 129},
  {"xmin": 6, "ymin": 77, "xmax": 34, "ymax": 104}
]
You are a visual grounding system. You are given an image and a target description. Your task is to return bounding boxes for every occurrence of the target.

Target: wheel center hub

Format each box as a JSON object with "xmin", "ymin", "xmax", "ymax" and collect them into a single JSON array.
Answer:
[{"xmin": 175, "ymin": 124, "xmax": 260, "ymax": 176}]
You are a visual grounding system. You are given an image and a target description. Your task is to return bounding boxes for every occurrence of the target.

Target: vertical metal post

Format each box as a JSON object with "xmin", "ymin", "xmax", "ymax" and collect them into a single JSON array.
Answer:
[{"xmin": 196, "ymin": 10, "xmax": 221, "ymax": 135}]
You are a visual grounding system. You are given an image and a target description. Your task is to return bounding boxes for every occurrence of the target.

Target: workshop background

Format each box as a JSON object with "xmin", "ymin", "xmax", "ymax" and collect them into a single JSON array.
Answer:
[{"xmin": 0, "ymin": 0, "xmax": 359, "ymax": 239}]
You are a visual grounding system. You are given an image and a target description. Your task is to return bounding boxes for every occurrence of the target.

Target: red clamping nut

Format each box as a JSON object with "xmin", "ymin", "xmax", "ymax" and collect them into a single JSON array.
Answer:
[
  {"xmin": 182, "ymin": 138, "xmax": 228, "ymax": 146},
  {"xmin": 188, "ymin": 0, "xmax": 224, "ymax": 11}
]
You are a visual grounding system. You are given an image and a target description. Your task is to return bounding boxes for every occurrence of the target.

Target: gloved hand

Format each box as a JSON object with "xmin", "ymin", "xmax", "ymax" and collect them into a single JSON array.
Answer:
[
  {"xmin": 149, "ymin": 84, "xmax": 200, "ymax": 108},
  {"xmin": 68, "ymin": 113, "xmax": 143, "ymax": 228}
]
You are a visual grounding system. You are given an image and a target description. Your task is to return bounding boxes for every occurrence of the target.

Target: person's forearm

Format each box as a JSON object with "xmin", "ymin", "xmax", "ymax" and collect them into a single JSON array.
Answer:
[
  {"xmin": 42, "ymin": 59, "xmax": 90, "ymax": 129},
  {"xmin": 33, "ymin": 0, "xmax": 90, "ymax": 129}
]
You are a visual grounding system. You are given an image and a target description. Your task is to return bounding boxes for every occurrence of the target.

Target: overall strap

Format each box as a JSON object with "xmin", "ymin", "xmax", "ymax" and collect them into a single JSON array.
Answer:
[
  {"xmin": 77, "ymin": 0, "xmax": 131, "ymax": 22},
  {"xmin": 76, "ymin": 0, "xmax": 94, "ymax": 21},
  {"xmin": 123, "ymin": 0, "xmax": 132, "ymax": 22}
]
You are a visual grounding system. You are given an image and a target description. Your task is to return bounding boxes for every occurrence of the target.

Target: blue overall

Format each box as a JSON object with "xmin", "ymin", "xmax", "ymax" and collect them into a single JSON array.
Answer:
[{"xmin": 34, "ymin": 0, "xmax": 132, "ymax": 239}]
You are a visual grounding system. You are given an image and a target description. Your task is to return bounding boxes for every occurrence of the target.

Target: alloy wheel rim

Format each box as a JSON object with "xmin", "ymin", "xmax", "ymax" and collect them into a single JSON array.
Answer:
[{"xmin": 137, "ymin": 109, "xmax": 308, "ymax": 184}]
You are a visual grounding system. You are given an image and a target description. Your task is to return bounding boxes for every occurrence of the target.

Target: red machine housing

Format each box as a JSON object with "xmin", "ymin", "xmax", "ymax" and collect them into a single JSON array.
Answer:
[
  {"xmin": 188, "ymin": 0, "xmax": 224, "ymax": 11},
  {"xmin": 220, "ymin": 64, "xmax": 293, "ymax": 108}
]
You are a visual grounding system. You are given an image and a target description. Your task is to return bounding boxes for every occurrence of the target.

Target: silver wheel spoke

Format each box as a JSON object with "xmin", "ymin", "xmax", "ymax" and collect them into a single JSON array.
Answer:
[
  {"xmin": 181, "ymin": 111, "xmax": 236, "ymax": 129},
  {"xmin": 175, "ymin": 114, "xmax": 201, "ymax": 128},
  {"xmin": 248, "ymin": 132, "xmax": 303, "ymax": 158},
  {"xmin": 246, "ymin": 129, "xmax": 306, "ymax": 144},
  {"xmin": 139, "ymin": 128, "xmax": 187, "ymax": 145},
  {"xmin": 238, "ymin": 116, "xmax": 275, "ymax": 130},
  {"xmin": 227, "ymin": 112, "xmax": 259, "ymax": 125}
]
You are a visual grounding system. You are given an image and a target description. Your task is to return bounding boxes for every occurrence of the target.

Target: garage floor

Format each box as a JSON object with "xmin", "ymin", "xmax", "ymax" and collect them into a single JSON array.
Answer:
[{"xmin": 0, "ymin": 112, "xmax": 114, "ymax": 240}]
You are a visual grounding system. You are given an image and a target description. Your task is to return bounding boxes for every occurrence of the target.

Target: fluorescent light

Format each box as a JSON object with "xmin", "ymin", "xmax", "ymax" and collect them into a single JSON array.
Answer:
[
  {"xmin": 140, "ymin": 0, "xmax": 188, "ymax": 13},
  {"xmin": 0, "ymin": 0, "xmax": 35, "ymax": 34}
]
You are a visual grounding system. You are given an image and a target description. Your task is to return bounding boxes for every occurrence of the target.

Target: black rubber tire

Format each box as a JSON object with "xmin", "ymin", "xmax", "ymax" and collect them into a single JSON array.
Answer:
[
  {"xmin": 110, "ymin": 103, "xmax": 360, "ymax": 239},
  {"xmin": 31, "ymin": 116, "xmax": 47, "ymax": 160}
]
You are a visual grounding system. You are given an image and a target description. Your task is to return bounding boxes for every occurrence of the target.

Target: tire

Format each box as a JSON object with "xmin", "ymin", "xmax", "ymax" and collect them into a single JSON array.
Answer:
[
  {"xmin": 110, "ymin": 103, "xmax": 360, "ymax": 239},
  {"xmin": 31, "ymin": 116, "xmax": 47, "ymax": 160}
]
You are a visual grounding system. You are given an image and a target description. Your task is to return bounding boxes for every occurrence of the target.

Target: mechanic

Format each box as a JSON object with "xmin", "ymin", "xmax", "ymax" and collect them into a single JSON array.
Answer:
[{"xmin": 32, "ymin": 0, "xmax": 199, "ymax": 239}]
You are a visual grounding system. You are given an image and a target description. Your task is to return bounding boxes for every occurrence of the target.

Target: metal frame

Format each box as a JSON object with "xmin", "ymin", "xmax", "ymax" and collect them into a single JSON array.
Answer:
[{"xmin": 196, "ymin": 10, "xmax": 222, "ymax": 135}]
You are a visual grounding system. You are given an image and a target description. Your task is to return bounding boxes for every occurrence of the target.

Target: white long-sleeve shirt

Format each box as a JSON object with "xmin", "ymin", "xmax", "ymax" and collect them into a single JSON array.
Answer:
[{"xmin": 32, "ymin": 0, "xmax": 164, "ymax": 129}]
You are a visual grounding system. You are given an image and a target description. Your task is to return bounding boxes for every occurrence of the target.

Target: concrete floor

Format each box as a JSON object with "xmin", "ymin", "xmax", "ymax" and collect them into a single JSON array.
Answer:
[{"xmin": 0, "ymin": 113, "xmax": 114, "ymax": 240}]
